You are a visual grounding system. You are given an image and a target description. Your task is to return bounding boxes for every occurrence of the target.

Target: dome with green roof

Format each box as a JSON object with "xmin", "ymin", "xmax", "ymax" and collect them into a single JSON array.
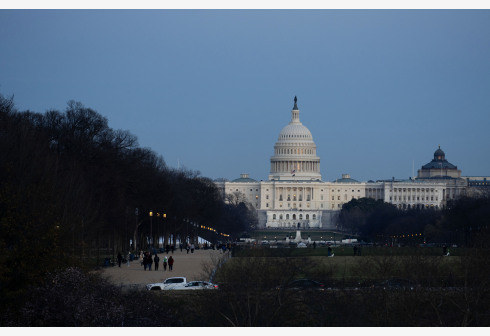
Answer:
[
  {"xmin": 333, "ymin": 174, "xmax": 359, "ymax": 183},
  {"xmin": 232, "ymin": 173, "xmax": 257, "ymax": 183}
]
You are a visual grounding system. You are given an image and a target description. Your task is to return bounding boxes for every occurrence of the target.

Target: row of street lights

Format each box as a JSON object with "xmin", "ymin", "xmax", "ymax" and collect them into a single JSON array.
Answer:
[
  {"xmin": 135, "ymin": 208, "xmax": 231, "ymax": 250},
  {"xmin": 149, "ymin": 211, "xmax": 166, "ymax": 249}
]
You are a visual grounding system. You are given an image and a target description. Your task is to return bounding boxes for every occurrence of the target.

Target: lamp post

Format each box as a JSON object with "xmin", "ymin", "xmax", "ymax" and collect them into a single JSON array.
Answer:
[
  {"xmin": 134, "ymin": 208, "xmax": 139, "ymax": 251},
  {"xmin": 149, "ymin": 211, "xmax": 153, "ymax": 252},
  {"xmin": 162, "ymin": 213, "xmax": 166, "ymax": 249}
]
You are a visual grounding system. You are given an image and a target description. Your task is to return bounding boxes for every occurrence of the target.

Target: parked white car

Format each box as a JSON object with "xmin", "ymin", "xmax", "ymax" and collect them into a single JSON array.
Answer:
[
  {"xmin": 297, "ymin": 242, "xmax": 307, "ymax": 248},
  {"xmin": 171, "ymin": 281, "xmax": 219, "ymax": 290},
  {"xmin": 146, "ymin": 277, "xmax": 187, "ymax": 290}
]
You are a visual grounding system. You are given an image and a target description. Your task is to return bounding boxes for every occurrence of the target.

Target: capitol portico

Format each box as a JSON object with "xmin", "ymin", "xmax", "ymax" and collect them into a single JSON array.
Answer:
[{"xmin": 215, "ymin": 97, "xmax": 485, "ymax": 230}]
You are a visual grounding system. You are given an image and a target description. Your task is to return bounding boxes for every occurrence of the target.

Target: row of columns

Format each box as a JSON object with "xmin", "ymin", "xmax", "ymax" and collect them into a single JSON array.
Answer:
[
  {"xmin": 275, "ymin": 186, "xmax": 315, "ymax": 202},
  {"xmin": 271, "ymin": 160, "xmax": 320, "ymax": 173}
]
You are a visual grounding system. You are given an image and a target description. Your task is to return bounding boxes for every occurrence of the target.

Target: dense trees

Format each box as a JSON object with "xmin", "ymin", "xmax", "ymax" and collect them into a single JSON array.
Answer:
[
  {"xmin": 0, "ymin": 93, "xmax": 253, "ymax": 309},
  {"xmin": 340, "ymin": 196, "xmax": 490, "ymax": 247}
]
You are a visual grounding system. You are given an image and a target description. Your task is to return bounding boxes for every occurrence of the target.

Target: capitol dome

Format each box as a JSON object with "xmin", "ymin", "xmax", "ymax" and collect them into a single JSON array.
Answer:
[
  {"xmin": 278, "ymin": 123, "xmax": 313, "ymax": 140},
  {"xmin": 269, "ymin": 97, "xmax": 321, "ymax": 181}
]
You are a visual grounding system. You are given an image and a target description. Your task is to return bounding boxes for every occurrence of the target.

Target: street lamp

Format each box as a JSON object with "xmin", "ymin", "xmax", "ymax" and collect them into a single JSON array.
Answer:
[
  {"xmin": 149, "ymin": 211, "xmax": 153, "ymax": 251},
  {"xmin": 162, "ymin": 213, "xmax": 166, "ymax": 249},
  {"xmin": 134, "ymin": 208, "xmax": 139, "ymax": 251}
]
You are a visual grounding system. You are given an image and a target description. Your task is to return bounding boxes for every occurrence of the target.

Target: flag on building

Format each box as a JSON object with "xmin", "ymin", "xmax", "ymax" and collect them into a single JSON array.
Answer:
[{"xmin": 291, "ymin": 169, "xmax": 295, "ymax": 176}]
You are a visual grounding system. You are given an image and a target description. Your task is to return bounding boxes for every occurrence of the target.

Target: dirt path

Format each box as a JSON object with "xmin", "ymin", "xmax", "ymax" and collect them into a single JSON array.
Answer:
[{"xmin": 100, "ymin": 249, "xmax": 227, "ymax": 289}]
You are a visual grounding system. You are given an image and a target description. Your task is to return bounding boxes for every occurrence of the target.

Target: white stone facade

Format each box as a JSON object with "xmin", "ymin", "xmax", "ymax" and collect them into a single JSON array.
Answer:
[{"xmin": 215, "ymin": 98, "xmax": 468, "ymax": 230}]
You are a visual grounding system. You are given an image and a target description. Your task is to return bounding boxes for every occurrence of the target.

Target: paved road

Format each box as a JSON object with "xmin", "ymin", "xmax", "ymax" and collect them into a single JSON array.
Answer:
[{"xmin": 100, "ymin": 249, "xmax": 228, "ymax": 289}]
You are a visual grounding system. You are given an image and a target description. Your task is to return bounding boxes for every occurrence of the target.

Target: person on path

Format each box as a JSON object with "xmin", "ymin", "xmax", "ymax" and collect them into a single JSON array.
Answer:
[
  {"xmin": 143, "ymin": 252, "xmax": 148, "ymax": 270},
  {"xmin": 191, "ymin": 244, "xmax": 195, "ymax": 253},
  {"xmin": 154, "ymin": 254, "xmax": 160, "ymax": 271},
  {"xmin": 168, "ymin": 256, "xmax": 174, "ymax": 271},
  {"xmin": 186, "ymin": 245, "xmax": 190, "ymax": 254},
  {"xmin": 163, "ymin": 255, "xmax": 168, "ymax": 271},
  {"xmin": 117, "ymin": 252, "xmax": 123, "ymax": 267},
  {"xmin": 148, "ymin": 253, "xmax": 153, "ymax": 271},
  {"xmin": 353, "ymin": 245, "xmax": 358, "ymax": 256}
]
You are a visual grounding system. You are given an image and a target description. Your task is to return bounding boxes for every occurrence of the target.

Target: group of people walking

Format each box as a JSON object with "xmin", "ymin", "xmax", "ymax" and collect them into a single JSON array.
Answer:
[{"xmin": 141, "ymin": 252, "xmax": 174, "ymax": 271}]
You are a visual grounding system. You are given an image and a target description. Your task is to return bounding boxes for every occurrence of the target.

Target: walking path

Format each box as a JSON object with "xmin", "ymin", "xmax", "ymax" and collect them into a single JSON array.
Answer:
[{"xmin": 100, "ymin": 249, "xmax": 227, "ymax": 289}]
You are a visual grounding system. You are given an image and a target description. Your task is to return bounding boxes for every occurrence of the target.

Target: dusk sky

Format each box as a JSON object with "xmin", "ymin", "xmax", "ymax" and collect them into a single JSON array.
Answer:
[{"xmin": 1, "ymin": 9, "xmax": 490, "ymax": 182}]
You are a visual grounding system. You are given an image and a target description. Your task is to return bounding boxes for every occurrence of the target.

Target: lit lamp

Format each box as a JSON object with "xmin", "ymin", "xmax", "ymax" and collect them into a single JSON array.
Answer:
[{"xmin": 149, "ymin": 211, "xmax": 153, "ymax": 250}]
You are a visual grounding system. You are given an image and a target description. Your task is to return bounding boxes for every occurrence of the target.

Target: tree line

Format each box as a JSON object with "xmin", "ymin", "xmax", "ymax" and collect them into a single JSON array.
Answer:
[
  {"xmin": 0, "ymin": 93, "xmax": 255, "ymax": 302},
  {"xmin": 339, "ymin": 196, "xmax": 490, "ymax": 247}
]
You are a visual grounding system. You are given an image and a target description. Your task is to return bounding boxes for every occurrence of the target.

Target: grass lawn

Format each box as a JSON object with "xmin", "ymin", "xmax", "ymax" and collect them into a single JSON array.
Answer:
[{"xmin": 229, "ymin": 245, "xmax": 467, "ymax": 286}]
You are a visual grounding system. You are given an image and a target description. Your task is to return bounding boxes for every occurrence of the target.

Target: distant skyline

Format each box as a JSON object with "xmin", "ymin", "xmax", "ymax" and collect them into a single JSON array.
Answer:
[{"xmin": 1, "ymin": 9, "xmax": 490, "ymax": 182}]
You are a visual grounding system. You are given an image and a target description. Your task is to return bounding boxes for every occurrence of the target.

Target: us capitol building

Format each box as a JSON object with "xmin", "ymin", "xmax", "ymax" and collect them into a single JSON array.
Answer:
[{"xmin": 215, "ymin": 97, "xmax": 489, "ymax": 230}]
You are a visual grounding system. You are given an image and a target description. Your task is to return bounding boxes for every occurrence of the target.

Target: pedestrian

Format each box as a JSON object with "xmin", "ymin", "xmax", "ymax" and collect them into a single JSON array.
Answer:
[
  {"xmin": 191, "ymin": 244, "xmax": 195, "ymax": 253},
  {"xmin": 180, "ymin": 243, "xmax": 183, "ymax": 252},
  {"xmin": 163, "ymin": 255, "xmax": 168, "ymax": 271},
  {"xmin": 171, "ymin": 245, "xmax": 175, "ymax": 254},
  {"xmin": 313, "ymin": 241, "xmax": 316, "ymax": 249},
  {"xmin": 154, "ymin": 254, "xmax": 160, "ymax": 271},
  {"xmin": 166, "ymin": 244, "xmax": 170, "ymax": 254},
  {"xmin": 148, "ymin": 253, "xmax": 153, "ymax": 271},
  {"xmin": 443, "ymin": 245, "xmax": 447, "ymax": 256},
  {"xmin": 117, "ymin": 252, "xmax": 123, "ymax": 267},
  {"xmin": 353, "ymin": 245, "xmax": 358, "ymax": 256},
  {"xmin": 168, "ymin": 256, "xmax": 174, "ymax": 271},
  {"xmin": 186, "ymin": 245, "xmax": 190, "ymax": 254},
  {"xmin": 357, "ymin": 245, "xmax": 362, "ymax": 256},
  {"xmin": 143, "ymin": 252, "xmax": 148, "ymax": 270},
  {"xmin": 328, "ymin": 246, "xmax": 332, "ymax": 257}
]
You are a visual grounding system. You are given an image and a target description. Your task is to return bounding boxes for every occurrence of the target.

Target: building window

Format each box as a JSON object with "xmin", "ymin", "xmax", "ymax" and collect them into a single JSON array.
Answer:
[{"xmin": 273, "ymin": 214, "xmax": 276, "ymax": 220}]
